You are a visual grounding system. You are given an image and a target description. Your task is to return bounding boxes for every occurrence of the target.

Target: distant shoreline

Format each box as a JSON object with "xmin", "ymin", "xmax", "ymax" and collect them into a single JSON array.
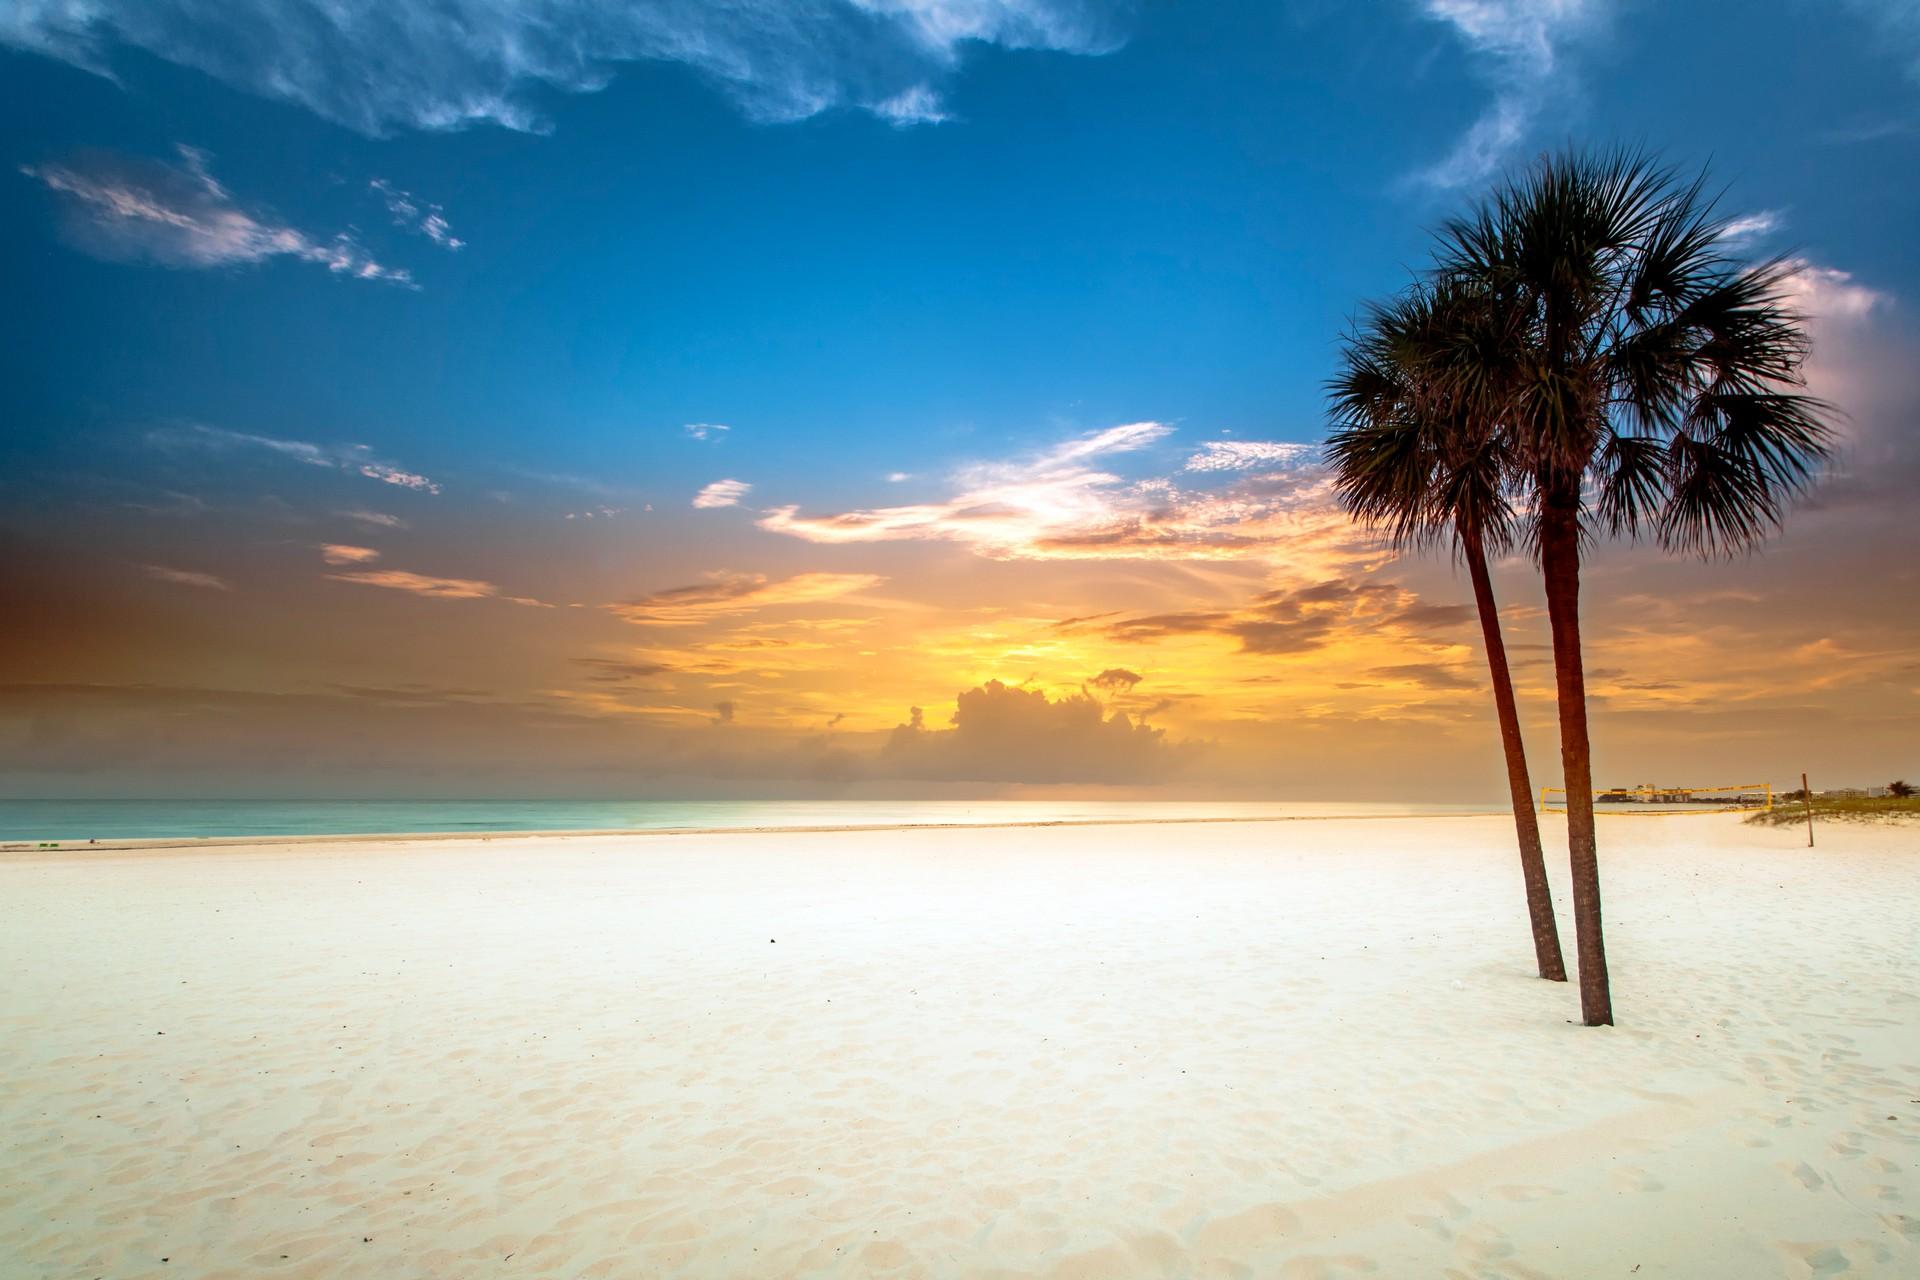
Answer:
[{"xmin": 0, "ymin": 808, "xmax": 1544, "ymax": 855}]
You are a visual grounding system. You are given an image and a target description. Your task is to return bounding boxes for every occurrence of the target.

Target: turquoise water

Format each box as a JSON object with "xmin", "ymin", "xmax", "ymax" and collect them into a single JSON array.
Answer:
[{"xmin": 0, "ymin": 798, "xmax": 1490, "ymax": 843}]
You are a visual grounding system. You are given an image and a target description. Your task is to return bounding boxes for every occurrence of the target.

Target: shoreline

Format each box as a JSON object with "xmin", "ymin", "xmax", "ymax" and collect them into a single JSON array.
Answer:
[{"xmin": 0, "ymin": 807, "xmax": 1532, "ymax": 856}]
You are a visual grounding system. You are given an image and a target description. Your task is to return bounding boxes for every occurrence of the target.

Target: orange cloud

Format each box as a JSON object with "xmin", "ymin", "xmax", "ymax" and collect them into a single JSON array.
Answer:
[{"xmin": 319, "ymin": 544, "xmax": 381, "ymax": 565}]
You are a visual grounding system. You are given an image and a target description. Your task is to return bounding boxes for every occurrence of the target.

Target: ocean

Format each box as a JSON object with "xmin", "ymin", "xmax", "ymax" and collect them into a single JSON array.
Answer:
[{"xmin": 0, "ymin": 798, "xmax": 1490, "ymax": 843}]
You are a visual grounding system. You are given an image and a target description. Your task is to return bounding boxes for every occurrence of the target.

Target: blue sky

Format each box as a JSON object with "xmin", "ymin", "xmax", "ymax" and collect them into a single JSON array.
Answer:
[{"xmin": 3, "ymin": 1, "xmax": 1917, "ymax": 797}]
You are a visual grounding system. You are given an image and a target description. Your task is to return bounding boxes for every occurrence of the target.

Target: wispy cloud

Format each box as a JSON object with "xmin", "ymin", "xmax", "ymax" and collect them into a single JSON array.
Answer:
[
  {"xmin": 142, "ymin": 563, "xmax": 232, "ymax": 591},
  {"xmin": 1414, "ymin": 0, "xmax": 1606, "ymax": 188},
  {"xmin": 149, "ymin": 424, "xmax": 442, "ymax": 494},
  {"xmin": 611, "ymin": 572, "xmax": 883, "ymax": 626},
  {"xmin": 326, "ymin": 568, "xmax": 546, "ymax": 605},
  {"xmin": 369, "ymin": 178, "xmax": 463, "ymax": 250},
  {"xmin": 0, "ymin": 1, "xmax": 1131, "ymax": 136},
  {"xmin": 693, "ymin": 478, "xmax": 753, "ymax": 509},
  {"xmin": 684, "ymin": 423, "xmax": 730, "ymax": 442},
  {"xmin": 1719, "ymin": 210, "xmax": 1786, "ymax": 245},
  {"xmin": 1840, "ymin": 0, "xmax": 1920, "ymax": 83},
  {"xmin": 1056, "ymin": 576, "xmax": 1476, "ymax": 658},
  {"xmin": 1183, "ymin": 440, "xmax": 1318, "ymax": 472},
  {"xmin": 22, "ymin": 145, "xmax": 415, "ymax": 285},
  {"xmin": 870, "ymin": 84, "xmax": 952, "ymax": 126},
  {"xmin": 338, "ymin": 509, "xmax": 407, "ymax": 529},
  {"xmin": 318, "ymin": 544, "xmax": 381, "ymax": 565}
]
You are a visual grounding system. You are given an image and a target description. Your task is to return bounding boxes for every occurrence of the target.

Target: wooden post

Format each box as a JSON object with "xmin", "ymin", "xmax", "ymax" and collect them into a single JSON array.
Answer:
[{"xmin": 1802, "ymin": 771, "xmax": 1815, "ymax": 848}]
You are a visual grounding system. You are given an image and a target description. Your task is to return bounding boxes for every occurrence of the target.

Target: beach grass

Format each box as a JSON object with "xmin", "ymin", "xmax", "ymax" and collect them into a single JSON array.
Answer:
[{"xmin": 1745, "ymin": 794, "xmax": 1920, "ymax": 827}]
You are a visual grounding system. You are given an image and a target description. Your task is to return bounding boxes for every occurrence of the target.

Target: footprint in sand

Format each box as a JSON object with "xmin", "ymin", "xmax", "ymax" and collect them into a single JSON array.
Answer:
[
  {"xmin": 1612, "ymin": 1167, "xmax": 1664, "ymax": 1193},
  {"xmin": 1777, "ymin": 1241, "xmax": 1853, "ymax": 1277},
  {"xmin": 1781, "ymin": 1161, "xmax": 1826, "ymax": 1191}
]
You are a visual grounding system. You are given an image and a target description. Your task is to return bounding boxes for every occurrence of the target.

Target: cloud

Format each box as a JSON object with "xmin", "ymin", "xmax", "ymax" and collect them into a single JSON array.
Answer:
[
  {"xmin": 1088, "ymin": 667, "xmax": 1142, "ymax": 691},
  {"xmin": 693, "ymin": 479, "xmax": 753, "ymax": 509},
  {"xmin": 758, "ymin": 421, "xmax": 1193, "ymax": 557},
  {"xmin": 326, "ymin": 569, "xmax": 509, "ymax": 600},
  {"xmin": 571, "ymin": 657, "xmax": 675, "ymax": 682},
  {"xmin": 1778, "ymin": 259, "xmax": 1892, "ymax": 323},
  {"xmin": 142, "ymin": 564, "xmax": 232, "ymax": 591},
  {"xmin": 1841, "ymin": 0, "xmax": 1920, "ymax": 83},
  {"xmin": 22, "ymin": 146, "xmax": 415, "ymax": 285},
  {"xmin": 338, "ymin": 509, "xmax": 407, "ymax": 529},
  {"xmin": 1367, "ymin": 662, "xmax": 1478, "ymax": 691},
  {"xmin": 684, "ymin": 423, "xmax": 730, "ymax": 442},
  {"xmin": 1060, "ymin": 576, "xmax": 1474, "ymax": 658},
  {"xmin": 149, "ymin": 424, "xmax": 442, "ymax": 494},
  {"xmin": 877, "ymin": 679, "xmax": 1198, "ymax": 783},
  {"xmin": 1719, "ymin": 210, "xmax": 1786, "ymax": 245},
  {"xmin": 870, "ymin": 84, "xmax": 952, "ymax": 126},
  {"xmin": 368, "ymin": 178, "xmax": 463, "ymax": 250},
  {"xmin": 611, "ymin": 571, "xmax": 883, "ymax": 625},
  {"xmin": 761, "ymin": 428, "xmax": 1363, "ymax": 565},
  {"xmin": 1183, "ymin": 440, "xmax": 1318, "ymax": 472},
  {"xmin": 318, "ymin": 544, "xmax": 380, "ymax": 565},
  {"xmin": 1414, "ymin": 0, "xmax": 1606, "ymax": 188},
  {"xmin": 714, "ymin": 699, "xmax": 736, "ymax": 725},
  {"xmin": 0, "ymin": 1, "xmax": 1132, "ymax": 136}
]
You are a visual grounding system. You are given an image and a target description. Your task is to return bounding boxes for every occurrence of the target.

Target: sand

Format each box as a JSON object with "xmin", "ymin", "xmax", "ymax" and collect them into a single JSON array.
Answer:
[{"xmin": 2, "ymin": 814, "xmax": 1916, "ymax": 1279}]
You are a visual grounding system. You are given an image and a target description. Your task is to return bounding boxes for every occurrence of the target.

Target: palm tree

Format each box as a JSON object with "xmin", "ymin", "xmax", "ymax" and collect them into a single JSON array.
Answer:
[
  {"xmin": 1436, "ymin": 149, "xmax": 1835, "ymax": 1025},
  {"xmin": 1327, "ymin": 280, "xmax": 1567, "ymax": 983}
]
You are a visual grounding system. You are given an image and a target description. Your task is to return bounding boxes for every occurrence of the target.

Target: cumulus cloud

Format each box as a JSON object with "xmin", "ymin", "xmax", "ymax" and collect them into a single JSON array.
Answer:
[
  {"xmin": 611, "ymin": 571, "xmax": 883, "ymax": 625},
  {"xmin": 22, "ymin": 146, "xmax": 415, "ymax": 285},
  {"xmin": 877, "ymin": 679, "xmax": 1197, "ymax": 783},
  {"xmin": 148, "ymin": 424, "xmax": 442, "ymax": 494},
  {"xmin": 1183, "ymin": 440, "xmax": 1318, "ymax": 472},
  {"xmin": 684, "ymin": 423, "xmax": 730, "ymax": 442},
  {"xmin": 368, "ymin": 178, "xmax": 463, "ymax": 250},
  {"xmin": 1414, "ymin": 0, "xmax": 1607, "ymax": 188},
  {"xmin": 1777, "ymin": 259, "xmax": 1892, "ymax": 323},
  {"xmin": 760, "ymin": 423, "xmax": 1363, "ymax": 565},
  {"xmin": 318, "ymin": 544, "xmax": 381, "ymax": 565},
  {"xmin": 693, "ymin": 478, "xmax": 752, "ymax": 509},
  {"xmin": 0, "ymin": 1, "xmax": 1132, "ymax": 136},
  {"xmin": 142, "ymin": 564, "xmax": 232, "ymax": 591}
]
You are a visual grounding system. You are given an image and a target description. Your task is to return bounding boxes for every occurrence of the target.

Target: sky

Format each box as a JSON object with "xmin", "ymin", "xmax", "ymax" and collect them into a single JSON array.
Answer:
[{"xmin": 2, "ymin": 0, "xmax": 1916, "ymax": 799}]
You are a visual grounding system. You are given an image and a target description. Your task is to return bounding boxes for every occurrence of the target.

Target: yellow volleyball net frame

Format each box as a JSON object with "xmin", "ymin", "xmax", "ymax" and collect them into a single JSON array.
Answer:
[{"xmin": 1538, "ymin": 783, "xmax": 1774, "ymax": 815}]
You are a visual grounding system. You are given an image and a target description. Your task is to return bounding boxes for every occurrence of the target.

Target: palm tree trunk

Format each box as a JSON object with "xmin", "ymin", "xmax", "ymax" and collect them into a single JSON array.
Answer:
[
  {"xmin": 1460, "ymin": 521, "xmax": 1566, "ymax": 982},
  {"xmin": 1539, "ymin": 494, "xmax": 1612, "ymax": 1025}
]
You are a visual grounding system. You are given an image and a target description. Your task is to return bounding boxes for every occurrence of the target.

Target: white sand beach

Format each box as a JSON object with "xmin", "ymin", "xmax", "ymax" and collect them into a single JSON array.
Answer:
[{"xmin": 3, "ymin": 813, "xmax": 1916, "ymax": 1279}]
